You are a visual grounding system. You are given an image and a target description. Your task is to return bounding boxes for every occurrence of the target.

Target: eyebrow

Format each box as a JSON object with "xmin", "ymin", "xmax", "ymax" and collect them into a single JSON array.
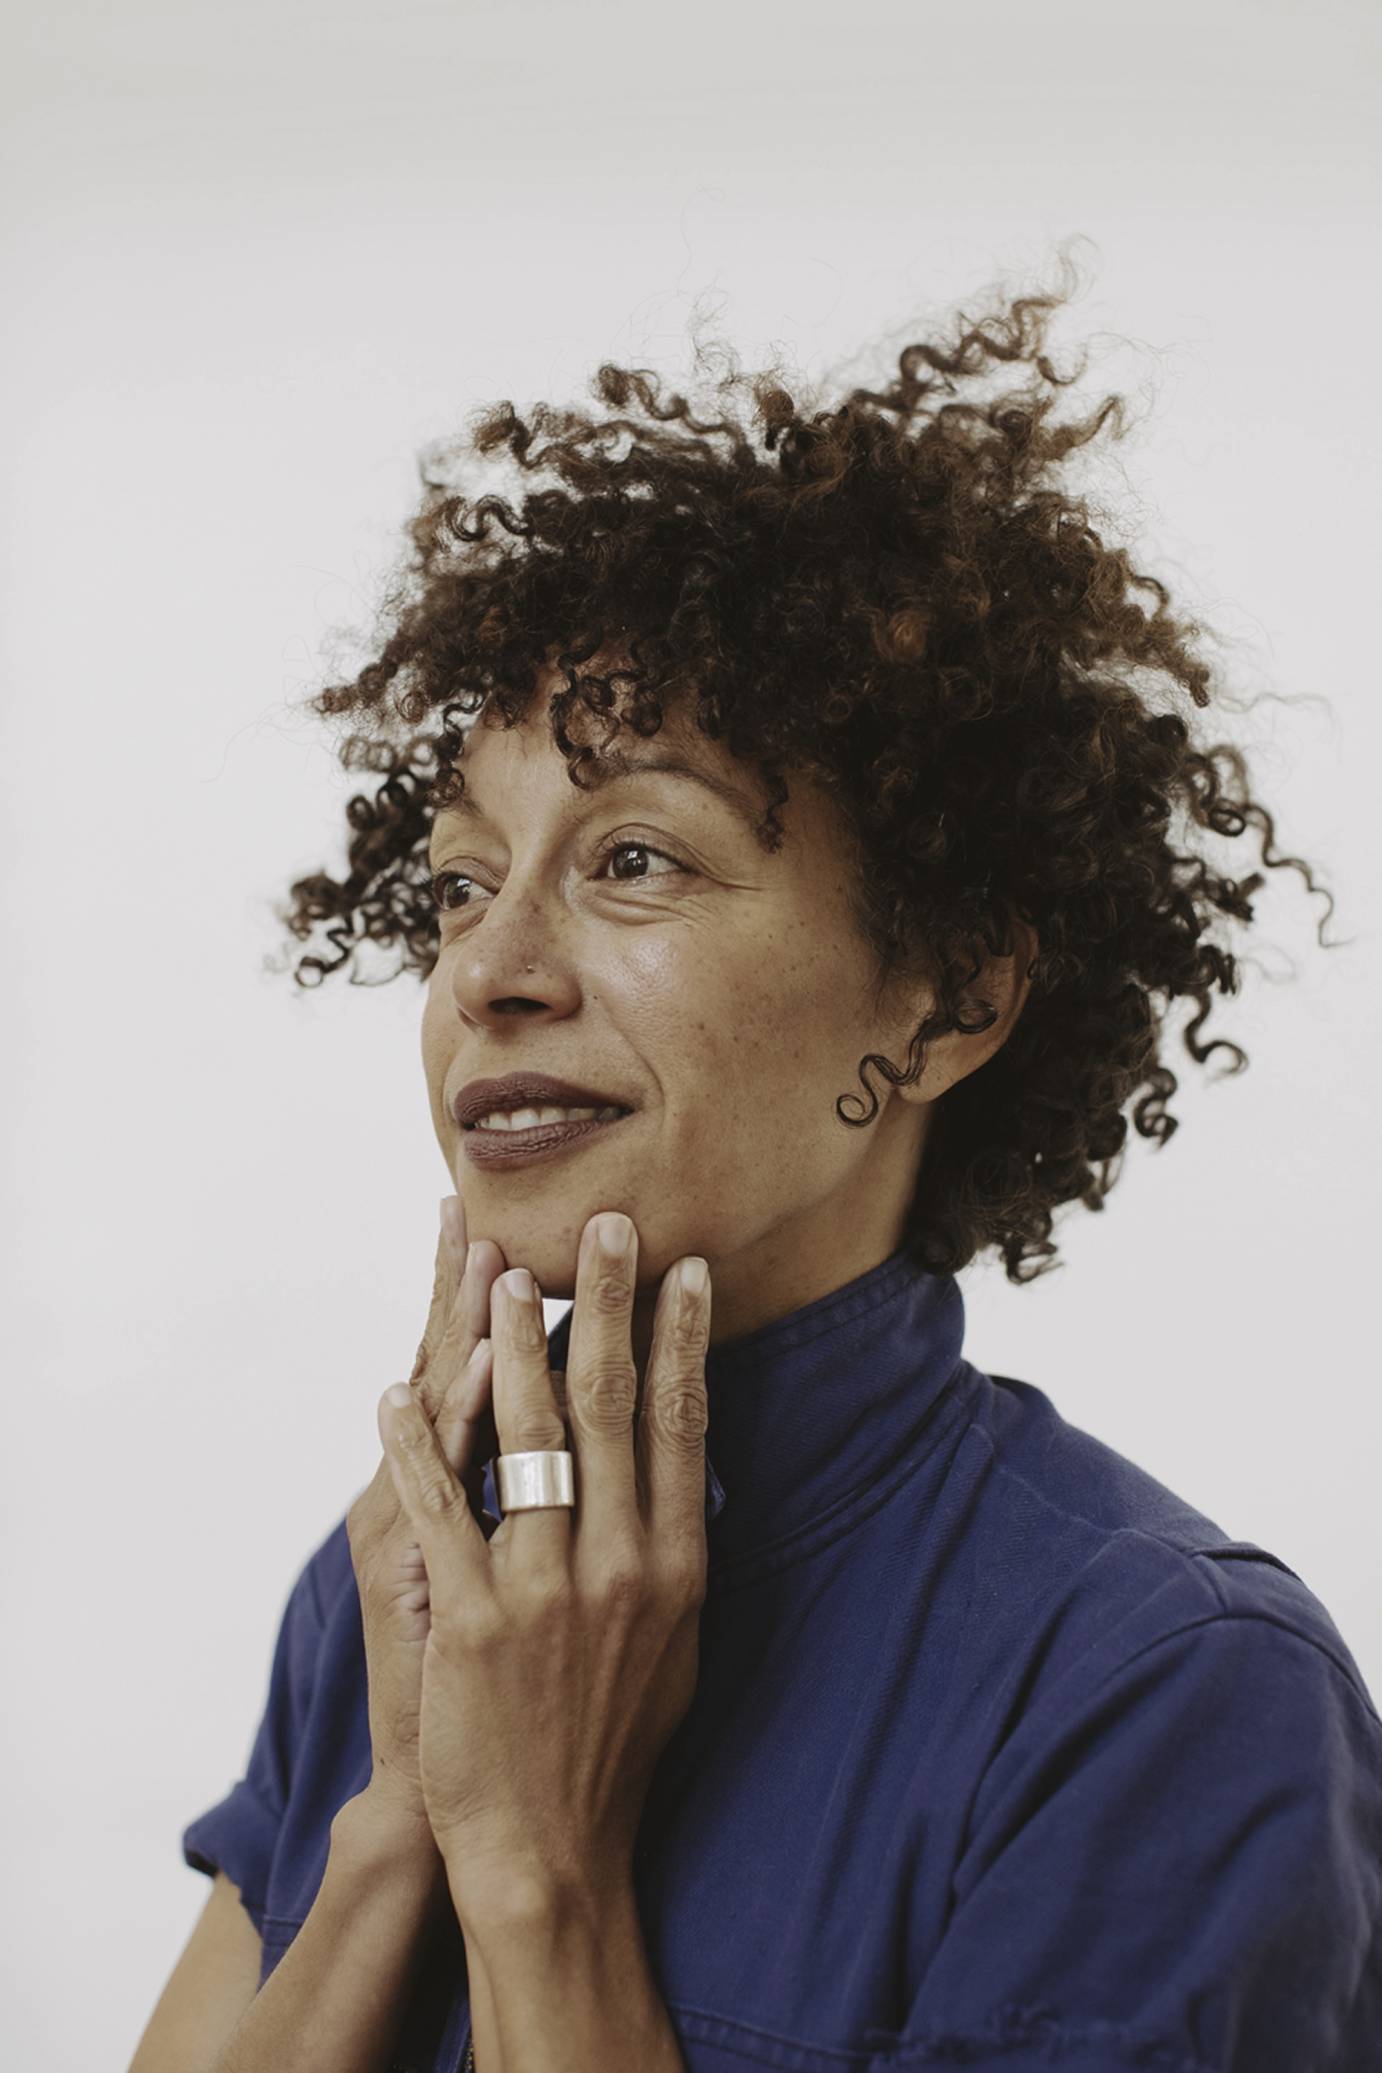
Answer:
[{"xmin": 428, "ymin": 751, "xmax": 764, "ymax": 855}]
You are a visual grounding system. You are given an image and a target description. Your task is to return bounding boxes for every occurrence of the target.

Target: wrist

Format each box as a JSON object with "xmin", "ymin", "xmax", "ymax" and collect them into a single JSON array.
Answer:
[
  {"xmin": 445, "ymin": 1850, "xmax": 634, "ymax": 1950},
  {"xmin": 334, "ymin": 1784, "xmax": 447, "ymax": 1888}
]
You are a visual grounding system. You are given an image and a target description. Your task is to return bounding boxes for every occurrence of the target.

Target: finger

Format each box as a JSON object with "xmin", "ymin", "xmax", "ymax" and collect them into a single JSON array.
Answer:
[
  {"xmin": 436, "ymin": 1335, "xmax": 497, "ymax": 1497},
  {"xmin": 563, "ymin": 1213, "xmax": 641, "ymax": 1534},
  {"xmin": 490, "ymin": 1268, "xmax": 571, "ymax": 1571},
  {"xmin": 421, "ymin": 1238, "xmax": 509, "ymax": 1529},
  {"xmin": 454, "ymin": 1236, "xmax": 508, "ymax": 1352},
  {"xmin": 434, "ymin": 1264, "xmax": 565, "ymax": 1516},
  {"xmin": 462, "ymin": 1365, "xmax": 569, "ymax": 1527},
  {"xmin": 378, "ymin": 1384, "xmax": 487, "ymax": 1596},
  {"xmin": 411, "ymin": 1197, "xmax": 468, "ymax": 1420},
  {"xmin": 416, "ymin": 1216, "xmax": 502, "ymax": 1429},
  {"xmin": 636, "ymin": 1256, "xmax": 711, "ymax": 1549},
  {"xmin": 457, "ymin": 1365, "xmax": 568, "ymax": 1524},
  {"xmin": 432, "ymin": 1238, "xmax": 507, "ymax": 1449}
]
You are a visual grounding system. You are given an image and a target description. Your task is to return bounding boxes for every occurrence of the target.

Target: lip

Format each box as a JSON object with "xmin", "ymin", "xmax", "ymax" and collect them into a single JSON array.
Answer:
[
  {"xmin": 462, "ymin": 1109, "xmax": 635, "ymax": 1171},
  {"xmin": 452, "ymin": 1072, "xmax": 634, "ymax": 1131}
]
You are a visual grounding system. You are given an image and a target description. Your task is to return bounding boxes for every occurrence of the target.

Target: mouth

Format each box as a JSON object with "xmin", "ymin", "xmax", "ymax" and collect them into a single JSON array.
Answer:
[{"xmin": 461, "ymin": 1107, "xmax": 635, "ymax": 1171}]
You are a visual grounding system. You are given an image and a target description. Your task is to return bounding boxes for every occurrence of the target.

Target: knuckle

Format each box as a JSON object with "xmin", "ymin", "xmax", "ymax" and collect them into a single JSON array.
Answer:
[
  {"xmin": 510, "ymin": 1298, "xmax": 550, "ymax": 1352},
  {"xmin": 511, "ymin": 1414, "xmax": 568, "ymax": 1452},
  {"xmin": 395, "ymin": 1409, "xmax": 434, "ymax": 1455},
  {"xmin": 576, "ymin": 1359, "xmax": 638, "ymax": 1429},
  {"xmin": 668, "ymin": 1297, "xmax": 709, "ymax": 1354},
  {"xmin": 453, "ymin": 1597, "xmax": 504, "ymax": 1650},
  {"xmin": 415, "ymin": 1471, "xmax": 457, "ymax": 1522},
  {"xmin": 658, "ymin": 1554, "xmax": 707, "ymax": 1609},
  {"xmin": 589, "ymin": 1266, "xmax": 631, "ymax": 1318},
  {"xmin": 588, "ymin": 1546, "xmax": 645, "ymax": 1610},
  {"xmin": 649, "ymin": 1379, "xmax": 709, "ymax": 1450},
  {"xmin": 508, "ymin": 1563, "xmax": 571, "ymax": 1622},
  {"xmin": 430, "ymin": 1579, "xmax": 493, "ymax": 1648}
]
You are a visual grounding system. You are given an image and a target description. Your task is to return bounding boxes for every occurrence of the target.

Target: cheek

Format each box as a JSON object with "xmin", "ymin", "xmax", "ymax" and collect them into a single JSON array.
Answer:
[
  {"xmin": 419, "ymin": 994, "xmax": 453, "ymax": 1098},
  {"xmin": 684, "ymin": 938, "xmax": 858, "ymax": 1116}
]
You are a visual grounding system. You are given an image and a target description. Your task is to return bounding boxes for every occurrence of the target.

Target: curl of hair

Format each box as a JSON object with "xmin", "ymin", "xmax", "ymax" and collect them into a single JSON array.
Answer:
[{"xmin": 270, "ymin": 249, "xmax": 1346, "ymax": 1284}]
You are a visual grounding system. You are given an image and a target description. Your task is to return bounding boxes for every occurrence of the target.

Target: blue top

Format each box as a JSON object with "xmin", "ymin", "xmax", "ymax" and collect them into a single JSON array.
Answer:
[{"xmin": 182, "ymin": 1248, "xmax": 1382, "ymax": 2070}]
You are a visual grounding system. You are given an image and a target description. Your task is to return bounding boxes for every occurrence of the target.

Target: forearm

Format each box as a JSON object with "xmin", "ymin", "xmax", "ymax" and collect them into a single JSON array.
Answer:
[
  {"xmin": 455, "ymin": 1874, "xmax": 685, "ymax": 2073},
  {"xmin": 211, "ymin": 1790, "xmax": 451, "ymax": 2073}
]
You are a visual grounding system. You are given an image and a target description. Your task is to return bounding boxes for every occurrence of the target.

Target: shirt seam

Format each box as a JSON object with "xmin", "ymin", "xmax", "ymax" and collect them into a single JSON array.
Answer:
[
  {"xmin": 885, "ymin": 2000, "xmax": 1222, "ymax": 2071},
  {"xmin": 953, "ymin": 1607, "xmax": 1382, "ymax": 1892},
  {"xmin": 962, "ymin": 1416, "xmax": 1368, "ymax": 1692},
  {"xmin": 963, "ymin": 1430, "xmax": 1231, "ymax": 1615},
  {"xmin": 663, "ymin": 1998, "xmax": 1220, "ymax": 2071},
  {"xmin": 1031, "ymin": 1607, "xmax": 1381, "ymax": 1731}
]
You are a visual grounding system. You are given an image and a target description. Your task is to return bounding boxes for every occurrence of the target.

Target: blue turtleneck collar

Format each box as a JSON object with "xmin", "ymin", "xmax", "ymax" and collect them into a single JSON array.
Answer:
[{"xmin": 543, "ymin": 1245, "xmax": 967, "ymax": 1567}]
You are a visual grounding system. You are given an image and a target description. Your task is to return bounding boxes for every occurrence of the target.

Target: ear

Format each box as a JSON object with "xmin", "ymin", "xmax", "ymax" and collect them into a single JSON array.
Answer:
[{"xmin": 891, "ymin": 906, "xmax": 1039, "ymax": 1108}]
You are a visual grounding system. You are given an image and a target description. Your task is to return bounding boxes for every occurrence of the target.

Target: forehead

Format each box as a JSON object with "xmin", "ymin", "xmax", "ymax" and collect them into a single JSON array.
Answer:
[{"xmin": 428, "ymin": 714, "xmax": 769, "ymax": 844}]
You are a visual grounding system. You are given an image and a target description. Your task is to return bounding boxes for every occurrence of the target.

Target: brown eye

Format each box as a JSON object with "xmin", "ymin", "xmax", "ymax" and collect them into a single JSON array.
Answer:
[
  {"xmin": 430, "ymin": 842, "xmax": 687, "ymax": 914},
  {"xmin": 432, "ymin": 870, "xmax": 479, "ymax": 911},
  {"xmin": 597, "ymin": 840, "xmax": 686, "ymax": 882}
]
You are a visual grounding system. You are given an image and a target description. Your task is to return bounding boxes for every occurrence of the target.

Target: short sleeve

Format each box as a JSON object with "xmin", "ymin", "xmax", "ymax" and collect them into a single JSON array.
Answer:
[
  {"xmin": 180, "ymin": 1551, "xmax": 326, "ymax": 1937},
  {"xmin": 895, "ymin": 1615, "xmax": 1382, "ymax": 2072}
]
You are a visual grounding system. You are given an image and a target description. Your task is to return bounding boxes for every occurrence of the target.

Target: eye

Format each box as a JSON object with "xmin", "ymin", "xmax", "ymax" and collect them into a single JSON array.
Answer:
[
  {"xmin": 594, "ymin": 837, "xmax": 687, "ymax": 883},
  {"xmin": 429, "ymin": 838, "xmax": 688, "ymax": 915},
  {"xmin": 431, "ymin": 869, "xmax": 482, "ymax": 913}
]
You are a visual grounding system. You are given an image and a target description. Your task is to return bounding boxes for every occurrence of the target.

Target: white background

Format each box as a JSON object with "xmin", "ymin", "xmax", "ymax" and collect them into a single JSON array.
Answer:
[{"xmin": 3, "ymin": 2, "xmax": 1379, "ymax": 2065}]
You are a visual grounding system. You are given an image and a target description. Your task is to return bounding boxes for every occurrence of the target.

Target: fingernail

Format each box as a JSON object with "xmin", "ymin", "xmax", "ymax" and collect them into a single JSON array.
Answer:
[
  {"xmin": 502, "ymin": 1267, "xmax": 535, "ymax": 1304},
  {"xmin": 597, "ymin": 1213, "xmax": 633, "ymax": 1257},
  {"xmin": 440, "ymin": 1196, "xmax": 464, "ymax": 1270}
]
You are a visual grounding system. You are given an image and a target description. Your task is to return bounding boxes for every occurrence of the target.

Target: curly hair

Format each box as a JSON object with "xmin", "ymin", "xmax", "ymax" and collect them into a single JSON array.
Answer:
[{"xmin": 271, "ymin": 251, "xmax": 1344, "ymax": 1286}]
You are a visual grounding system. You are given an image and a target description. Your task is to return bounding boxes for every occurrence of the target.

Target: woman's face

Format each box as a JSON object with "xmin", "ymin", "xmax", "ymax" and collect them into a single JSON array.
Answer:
[{"xmin": 420, "ymin": 675, "xmax": 1030, "ymax": 1366}]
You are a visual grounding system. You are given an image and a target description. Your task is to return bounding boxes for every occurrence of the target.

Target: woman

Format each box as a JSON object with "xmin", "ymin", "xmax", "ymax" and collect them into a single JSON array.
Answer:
[{"xmin": 130, "ymin": 271, "xmax": 1381, "ymax": 2072}]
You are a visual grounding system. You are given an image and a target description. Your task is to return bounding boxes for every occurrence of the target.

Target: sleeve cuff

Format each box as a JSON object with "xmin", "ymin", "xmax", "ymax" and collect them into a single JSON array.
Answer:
[{"xmin": 180, "ymin": 1777, "xmax": 282, "ymax": 1937}]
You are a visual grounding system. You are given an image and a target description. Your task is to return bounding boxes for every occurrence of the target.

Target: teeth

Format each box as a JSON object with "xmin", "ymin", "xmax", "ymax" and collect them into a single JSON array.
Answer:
[{"xmin": 472, "ymin": 1104, "xmax": 625, "ymax": 1132}]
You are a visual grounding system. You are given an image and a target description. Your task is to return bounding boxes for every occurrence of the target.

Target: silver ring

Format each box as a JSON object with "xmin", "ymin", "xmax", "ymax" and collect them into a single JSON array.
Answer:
[{"xmin": 494, "ymin": 1448, "xmax": 575, "ymax": 1512}]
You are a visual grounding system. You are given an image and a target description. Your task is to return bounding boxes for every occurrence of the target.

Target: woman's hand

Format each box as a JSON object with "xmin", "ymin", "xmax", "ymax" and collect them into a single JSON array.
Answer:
[
  {"xmin": 345, "ymin": 1195, "xmax": 508, "ymax": 1850},
  {"xmin": 376, "ymin": 1211, "xmax": 711, "ymax": 1923}
]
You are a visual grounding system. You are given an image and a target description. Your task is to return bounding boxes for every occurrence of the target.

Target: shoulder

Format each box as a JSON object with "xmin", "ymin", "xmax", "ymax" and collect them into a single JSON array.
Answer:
[{"xmin": 951, "ymin": 1364, "xmax": 1377, "ymax": 1724}]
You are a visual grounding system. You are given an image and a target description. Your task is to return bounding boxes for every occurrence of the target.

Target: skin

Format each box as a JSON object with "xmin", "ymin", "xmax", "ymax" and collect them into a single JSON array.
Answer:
[
  {"xmin": 365, "ymin": 664, "xmax": 1040, "ymax": 2058},
  {"xmin": 376, "ymin": 1187, "xmax": 716, "ymax": 2069},
  {"xmin": 420, "ymin": 662, "xmax": 1036, "ymax": 1378}
]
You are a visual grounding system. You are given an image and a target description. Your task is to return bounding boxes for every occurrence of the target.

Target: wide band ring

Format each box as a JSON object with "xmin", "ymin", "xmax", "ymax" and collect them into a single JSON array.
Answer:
[{"xmin": 494, "ymin": 1448, "xmax": 576, "ymax": 1513}]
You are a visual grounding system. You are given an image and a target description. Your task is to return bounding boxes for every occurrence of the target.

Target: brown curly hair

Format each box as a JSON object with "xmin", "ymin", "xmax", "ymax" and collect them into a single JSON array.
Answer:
[{"xmin": 272, "ymin": 253, "xmax": 1344, "ymax": 1286}]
